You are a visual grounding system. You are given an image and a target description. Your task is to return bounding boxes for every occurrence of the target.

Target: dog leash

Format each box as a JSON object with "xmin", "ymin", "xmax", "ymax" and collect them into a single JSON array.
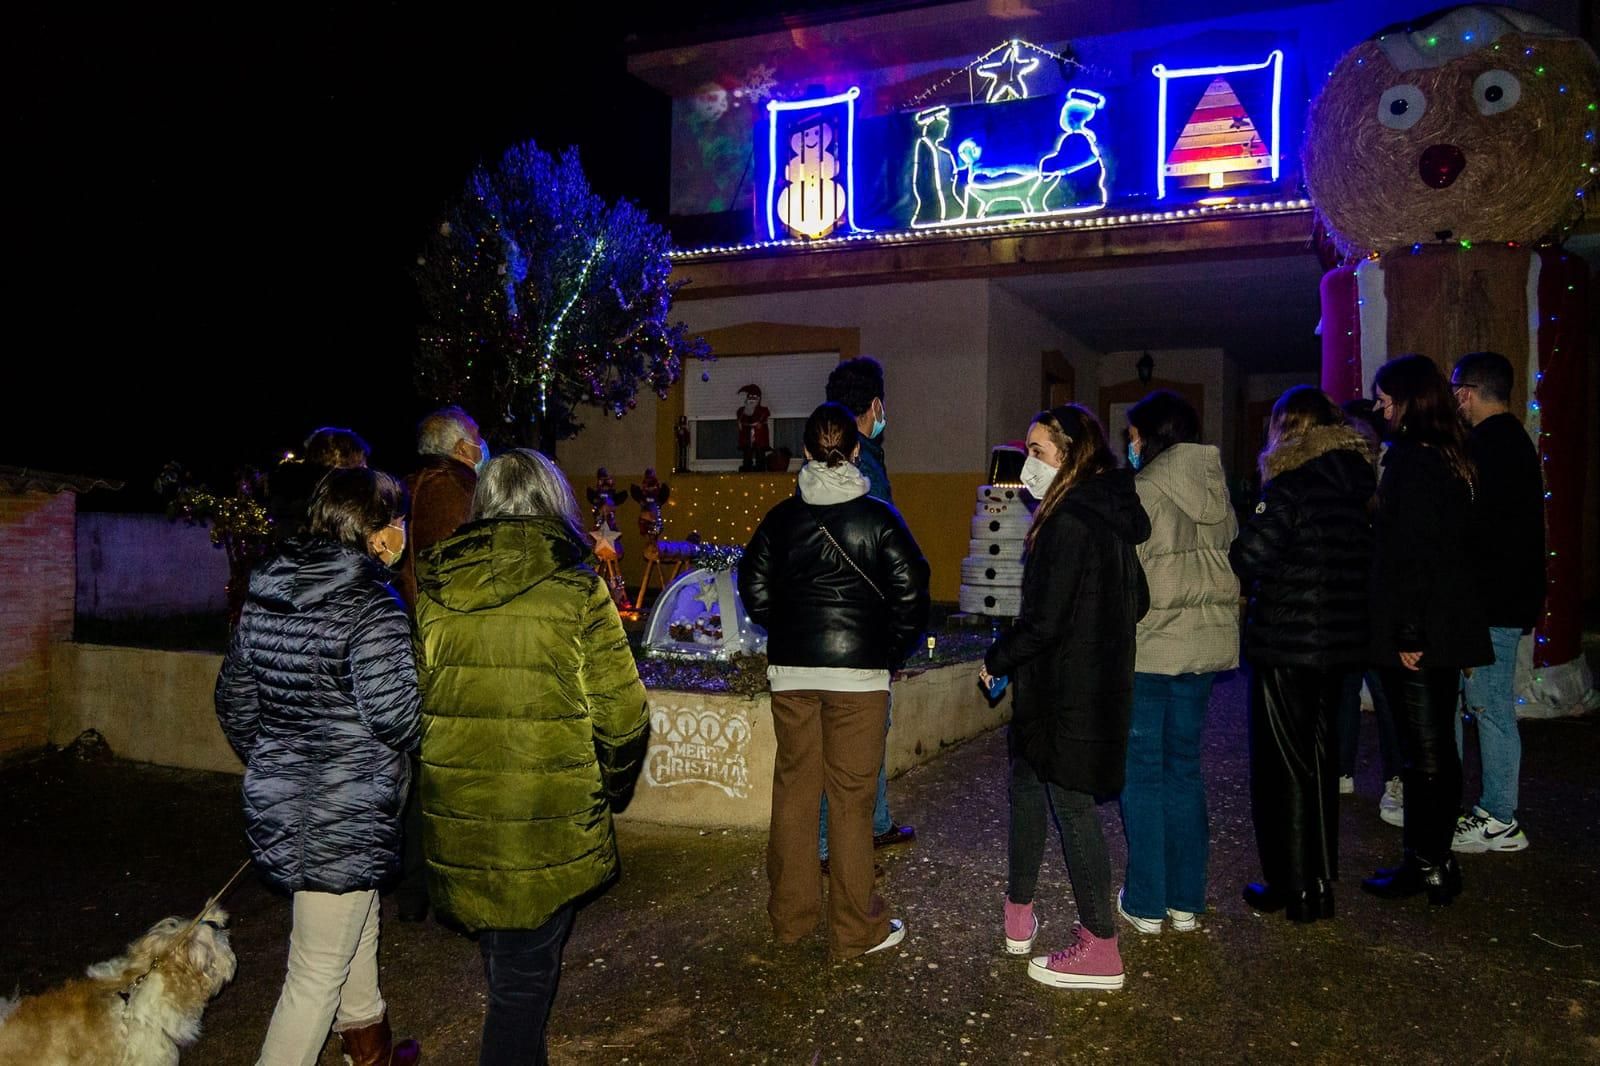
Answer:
[{"xmin": 115, "ymin": 858, "xmax": 252, "ymax": 1011}]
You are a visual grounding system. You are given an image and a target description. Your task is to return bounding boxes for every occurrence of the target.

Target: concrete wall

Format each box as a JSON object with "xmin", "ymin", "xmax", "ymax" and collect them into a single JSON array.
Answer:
[
  {"xmin": 1, "ymin": 491, "xmax": 75, "ymax": 756},
  {"xmin": 76, "ymin": 513, "xmax": 229, "ymax": 620},
  {"xmin": 48, "ymin": 643, "xmax": 242, "ymax": 773},
  {"xmin": 45, "ymin": 642, "xmax": 1004, "ymax": 828}
]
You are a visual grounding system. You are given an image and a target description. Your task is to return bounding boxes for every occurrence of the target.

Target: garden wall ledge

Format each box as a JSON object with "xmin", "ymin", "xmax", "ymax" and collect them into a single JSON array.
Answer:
[{"xmin": 46, "ymin": 643, "xmax": 1010, "ymax": 829}]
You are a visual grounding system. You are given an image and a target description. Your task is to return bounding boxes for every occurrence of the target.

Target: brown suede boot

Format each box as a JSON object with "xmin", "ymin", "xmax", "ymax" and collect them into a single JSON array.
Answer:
[{"xmin": 339, "ymin": 1014, "xmax": 422, "ymax": 1066}]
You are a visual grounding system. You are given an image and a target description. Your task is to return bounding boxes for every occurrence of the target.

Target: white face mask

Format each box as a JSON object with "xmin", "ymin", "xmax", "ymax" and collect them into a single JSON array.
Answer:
[{"xmin": 1020, "ymin": 454, "xmax": 1059, "ymax": 499}]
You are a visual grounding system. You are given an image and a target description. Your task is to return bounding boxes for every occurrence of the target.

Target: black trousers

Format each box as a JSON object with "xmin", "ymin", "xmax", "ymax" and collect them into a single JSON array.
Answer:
[
  {"xmin": 1377, "ymin": 666, "xmax": 1463, "ymax": 864},
  {"xmin": 1248, "ymin": 665, "xmax": 1342, "ymax": 892},
  {"xmin": 479, "ymin": 903, "xmax": 577, "ymax": 1066},
  {"xmin": 395, "ymin": 754, "xmax": 428, "ymax": 910}
]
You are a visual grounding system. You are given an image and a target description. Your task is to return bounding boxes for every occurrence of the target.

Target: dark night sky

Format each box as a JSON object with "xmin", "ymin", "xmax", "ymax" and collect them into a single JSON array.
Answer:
[{"xmin": 6, "ymin": 2, "xmax": 879, "ymax": 506}]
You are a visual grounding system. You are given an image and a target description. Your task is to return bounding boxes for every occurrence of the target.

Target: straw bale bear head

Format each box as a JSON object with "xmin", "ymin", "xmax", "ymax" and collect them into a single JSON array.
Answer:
[{"xmin": 1303, "ymin": 5, "xmax": 1599, "ymax": 254}]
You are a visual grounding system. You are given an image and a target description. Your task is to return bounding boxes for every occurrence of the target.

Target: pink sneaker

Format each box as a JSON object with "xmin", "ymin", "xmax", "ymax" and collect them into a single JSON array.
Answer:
[
  {"xmin": 1027, "ymin": 924, "xmax": 1124, "ymax": 989},
  {"xmin": 1004, "ymin": 899, "xmax": 1038, "ymax": 955}
]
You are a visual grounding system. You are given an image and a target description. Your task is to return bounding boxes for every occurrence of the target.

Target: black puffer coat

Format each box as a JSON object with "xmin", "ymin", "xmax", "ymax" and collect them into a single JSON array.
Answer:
[
  {"xmin": 740, "ymin": 495, "xmax": 930, "ymax": 670},
  {"xmin": 985, "ymin": 469, "xmax": 1151, "ymax": 796},
  {"xmin": 215, "ymin": 538, "xmax": 421, "ymax": 894},
  {"xmin": 1231, "ymin": 424, "xmax": 1376, "ymax": 667},
  {"xmin": 1369, "ymin": 439, "xmax": 1492, "ymax": 670}
]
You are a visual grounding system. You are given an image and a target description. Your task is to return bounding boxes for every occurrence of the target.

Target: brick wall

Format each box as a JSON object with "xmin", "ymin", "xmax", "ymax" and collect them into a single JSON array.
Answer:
[{"xmin": 0, "ymin": 490, "xmax": 76, "ymax": 756}]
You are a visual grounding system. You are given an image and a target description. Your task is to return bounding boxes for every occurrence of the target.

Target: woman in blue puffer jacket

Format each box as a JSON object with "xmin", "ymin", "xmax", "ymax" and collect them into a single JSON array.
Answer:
[{"xmin": 216, "ymin": 467, "xmax": 422, "ymax": 1066}]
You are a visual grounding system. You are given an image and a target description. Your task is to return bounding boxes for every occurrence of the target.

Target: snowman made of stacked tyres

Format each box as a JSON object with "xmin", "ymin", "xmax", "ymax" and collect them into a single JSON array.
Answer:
[
  {"xmin": 1303, "ymin": 4, "xmax": 1598, "ymax": 714},
  {"xmin": 958, "ymin": 444, "xmax": 1030, "ymax": 618}
]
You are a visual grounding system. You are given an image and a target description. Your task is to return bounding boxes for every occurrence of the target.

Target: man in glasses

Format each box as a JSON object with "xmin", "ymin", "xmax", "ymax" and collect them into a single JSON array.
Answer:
[{"xmin": 1448, "ymin": 352, "xmax": 1544, "ymax": 854}]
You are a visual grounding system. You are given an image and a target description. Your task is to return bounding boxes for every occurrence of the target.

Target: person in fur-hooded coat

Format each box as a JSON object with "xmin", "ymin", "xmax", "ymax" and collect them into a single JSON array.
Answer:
[{"xmin": 1231, "ymin": 387, "xmax": 1375, "ymax": 923}]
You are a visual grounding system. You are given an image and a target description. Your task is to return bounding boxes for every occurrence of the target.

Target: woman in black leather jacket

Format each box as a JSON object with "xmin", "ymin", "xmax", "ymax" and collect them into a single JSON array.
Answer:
[
  {"xmin": 1232, "ymin": 387, "xmax": 1375, "ymax": 922},
  {"xmin": 740, "ymin": 403, "xmax": 930, "ymax": 960},
  {"xmin": 1362, "ymin": 355, "xmax": 1491, "ymax": 904},
  {"xmin": 216, "ymin": 468, "xmax": 422, "ymax": 1064}
]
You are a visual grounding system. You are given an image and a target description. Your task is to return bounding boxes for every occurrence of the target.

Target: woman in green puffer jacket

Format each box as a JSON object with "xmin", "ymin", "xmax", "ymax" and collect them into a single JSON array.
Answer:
[{"xmin": 413, "ymin": 448, "xmax": 648, "ymax": 1066}]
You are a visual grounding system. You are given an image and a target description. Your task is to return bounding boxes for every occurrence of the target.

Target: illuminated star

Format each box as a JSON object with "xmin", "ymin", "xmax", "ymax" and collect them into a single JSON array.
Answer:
[
  {"xmin": 590, "ymin": 524, "xmax": 621, "ymax": 559},
  {"xmin": 977, "ymin": 41, "xmax": 1040, "ymax": 103},
  {"xmin": 695, "ymin": 580, "xmax": 720, "ymax": 610}
]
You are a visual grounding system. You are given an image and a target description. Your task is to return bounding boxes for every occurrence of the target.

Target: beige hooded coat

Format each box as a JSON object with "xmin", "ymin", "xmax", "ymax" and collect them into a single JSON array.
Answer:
[{"xmin": 1133, "ymin": 443, "xmax": 1241, "ymax": 675}]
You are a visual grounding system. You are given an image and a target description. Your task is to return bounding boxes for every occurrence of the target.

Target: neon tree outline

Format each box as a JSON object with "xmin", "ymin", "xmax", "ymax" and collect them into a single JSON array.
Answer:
[
  {"xmin": 912, "ymin": 89, "xmax": 1109, "ymax": 228},
  {"xmin": 1152, "ymin": 50, "xmax": 1283, "ymax": 199},
  {"xmin": 765, "ymin": 87, "xmax": 862, "ymax": 240},
  {"xmin": 976, "ymin": 39, "xmax": 1041, "ymax": 103}
]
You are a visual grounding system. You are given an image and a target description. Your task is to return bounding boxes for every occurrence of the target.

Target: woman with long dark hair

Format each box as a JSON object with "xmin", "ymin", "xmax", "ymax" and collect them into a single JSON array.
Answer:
[
  {"xmin": 740, "ymin": 403, "xmax": 930, "ymax": 960},
  {"xmin": 1362, "ymin": 355, "xmax": 1490, "ymax": 903},
  {"xmin": 981, "ymin": 404, "xmax": 1149, "ymax": 990},
  {"xmin": 1232, "ymin": 387, "xmax": 1375, "ymax": 922}
]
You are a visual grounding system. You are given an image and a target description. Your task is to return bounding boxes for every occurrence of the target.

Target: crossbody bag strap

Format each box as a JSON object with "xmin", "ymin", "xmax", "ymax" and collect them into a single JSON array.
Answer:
[{"xmin": 808, "ymin": 506, "xmax": 886, "ymax": 601}]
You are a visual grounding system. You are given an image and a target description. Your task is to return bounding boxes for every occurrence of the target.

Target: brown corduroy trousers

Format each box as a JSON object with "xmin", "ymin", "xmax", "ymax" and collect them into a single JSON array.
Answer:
[{"xmin": 768, "ymin": 688, "xmax": 892, "ymax": 958}]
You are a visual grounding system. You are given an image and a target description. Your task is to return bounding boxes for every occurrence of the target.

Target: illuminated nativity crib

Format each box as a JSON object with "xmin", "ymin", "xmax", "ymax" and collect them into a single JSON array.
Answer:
[{"xmin": 641, "ymin": 545, "xmax": 768, "ymax": 661}]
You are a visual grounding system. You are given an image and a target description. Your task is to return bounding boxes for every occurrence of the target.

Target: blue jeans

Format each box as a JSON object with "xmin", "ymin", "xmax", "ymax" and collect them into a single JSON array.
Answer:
[
  {"xmin": 1457, "ymin": 626, "xmax": 1523, "ymax": 823},
  {"xmin": 1119, "ymin": 672, "xmax": 1214, "ymax": 918},
  {"xmin": 478, "ymin": 904, "xmax": 576, "ymax": 1066},
  {"xmin": 819, "ymin": 698, "xmax": 892, "ymax": 859}
]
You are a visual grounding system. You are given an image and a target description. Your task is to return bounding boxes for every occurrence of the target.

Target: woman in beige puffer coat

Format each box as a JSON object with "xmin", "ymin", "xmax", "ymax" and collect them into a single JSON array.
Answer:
[{"xmin": 1116, "ymin": 390, "xmax": 1239, "ymax": 936}]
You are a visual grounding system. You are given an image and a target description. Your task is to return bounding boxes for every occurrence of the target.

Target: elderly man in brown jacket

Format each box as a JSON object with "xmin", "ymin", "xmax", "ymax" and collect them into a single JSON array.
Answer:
[{"xmin": 394, "ymin": 405, "xmax": 485, "ymax": 921}]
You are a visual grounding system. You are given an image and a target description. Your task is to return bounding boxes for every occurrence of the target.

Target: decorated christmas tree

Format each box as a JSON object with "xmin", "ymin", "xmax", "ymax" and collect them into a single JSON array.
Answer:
[{"xmin": 414, "ymin": 140, "xmax": 707, "ymax": 453}]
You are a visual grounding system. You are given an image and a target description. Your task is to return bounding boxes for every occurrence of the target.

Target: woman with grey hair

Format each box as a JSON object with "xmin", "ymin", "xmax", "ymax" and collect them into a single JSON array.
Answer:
[{"xmin": 413, "ymin": 449, "xmax": 649, "ymax": 1065}]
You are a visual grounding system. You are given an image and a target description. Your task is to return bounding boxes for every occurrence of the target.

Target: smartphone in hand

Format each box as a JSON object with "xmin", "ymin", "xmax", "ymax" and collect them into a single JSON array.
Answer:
[{"xmin": 984, "ymin": 674, "xmax": 1009, "ymax": 701}]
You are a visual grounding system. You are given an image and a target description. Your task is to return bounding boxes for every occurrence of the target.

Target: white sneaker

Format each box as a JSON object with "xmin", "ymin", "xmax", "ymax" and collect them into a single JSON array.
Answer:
[
  {"xmin": 1166, "ymin": 908, "xmax": 1198, "ymax": 932},
  {"xmin": 1452, "ymin": 806, "xmax": 1529, "ymax": 853},
  {"xmin": 1378, "ymin": 777, "xmax": 1404, "ymax": 827},
  {"xmin": 865, "ymin": 918, "xmax": 907, "ymax": 954},
  {"xmin": 1116, "ymin": 888, "xmax": 1162, "ymax": 935},
  {"xmin": 1338, "ymin": 775, "xmax": 1355, "ymax": 795}
]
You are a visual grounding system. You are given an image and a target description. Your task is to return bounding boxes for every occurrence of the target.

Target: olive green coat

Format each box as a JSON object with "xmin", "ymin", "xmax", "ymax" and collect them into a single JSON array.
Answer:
[{"xmin": 414, "ymin": 516, "xmax": 649, "ymax": 932}]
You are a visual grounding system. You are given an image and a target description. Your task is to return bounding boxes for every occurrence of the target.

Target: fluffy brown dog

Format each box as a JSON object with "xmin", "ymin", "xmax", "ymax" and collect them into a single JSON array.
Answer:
[{"xmin": 0, "ymin": 906, "xmax": 236, "ymax": 1065}]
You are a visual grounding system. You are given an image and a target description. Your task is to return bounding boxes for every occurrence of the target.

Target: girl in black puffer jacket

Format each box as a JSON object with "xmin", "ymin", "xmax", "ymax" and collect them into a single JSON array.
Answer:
[
  {"xmin": 216, "ymin": 468, "xmax": 421, "ymax": 1065},
  {"xmin": 1231, "ymin": 387, "xmax": 1375, "ymax": 923}
]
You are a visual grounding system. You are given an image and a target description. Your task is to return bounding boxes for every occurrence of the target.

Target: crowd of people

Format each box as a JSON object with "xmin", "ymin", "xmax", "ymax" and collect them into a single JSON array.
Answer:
[{"xmin": 211, "ymin": 347, "xmax": 1544, "ymax": 1060}]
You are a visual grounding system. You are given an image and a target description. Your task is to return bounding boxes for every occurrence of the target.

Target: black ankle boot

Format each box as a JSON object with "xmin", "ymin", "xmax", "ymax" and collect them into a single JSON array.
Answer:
[
  {"xmin": 1313, "ymin": 878, "xmax": 1335, "ymax": 920},
  {"xmin": 1242, "ymin": 882, "xmax": 1286, "ymax": 913},
  {"xmin": 1283, "ymin": 889, "xmax": 1320, "ymax": 924},
  {"xmin": 1362, "ymin": 854, "xmax": 1429, "ymax": 900},
  {"xmin": 1423, "ymin": 856, "xmax": 1462, "ymax": 906}
]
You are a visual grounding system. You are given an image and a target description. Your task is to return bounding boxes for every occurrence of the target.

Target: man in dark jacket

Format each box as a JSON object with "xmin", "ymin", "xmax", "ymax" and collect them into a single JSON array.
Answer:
[
  {"xmin": 822, "ymin": 356, "xmax": 912, "ymax": 868},
  {"xmin": 394, "ymin": 404, "xmax": 484, "ymax": 922},
  {"xmin": 1449, "ymin": 352, "xmax": 1544, "ymax": 853}
]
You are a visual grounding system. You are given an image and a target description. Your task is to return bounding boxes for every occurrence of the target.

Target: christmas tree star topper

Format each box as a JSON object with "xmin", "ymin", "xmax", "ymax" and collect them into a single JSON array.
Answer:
[{"xmin": 977, "ymin": 40, "xmax": 1040, "ymax": 103}]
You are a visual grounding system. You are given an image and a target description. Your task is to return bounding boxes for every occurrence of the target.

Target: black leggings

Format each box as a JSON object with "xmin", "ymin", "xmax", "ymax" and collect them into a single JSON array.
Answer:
[
  {"xmin": 1006, "ymin": 757, "xmax": 1114, "ymax": 939},
  {"xmin": 1378, "ymin": 666, "xmax": 1463, "ymax": 863}
]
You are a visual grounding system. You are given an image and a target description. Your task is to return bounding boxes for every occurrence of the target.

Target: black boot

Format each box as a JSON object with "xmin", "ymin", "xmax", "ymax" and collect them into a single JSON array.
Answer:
[
  {"xmin": 1311, "ymin": 878, "xmax": 1336, "ymax": 920},
  {"xmin": 1242, "ymin": 882, "xmax": 1286, "ymax": 913},
  {"xmin": 1363, "ymin": 853, "xmax": 1458, "ymax": 903}
]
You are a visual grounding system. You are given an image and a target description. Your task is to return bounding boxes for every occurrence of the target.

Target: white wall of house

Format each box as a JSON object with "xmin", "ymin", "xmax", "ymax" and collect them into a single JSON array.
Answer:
[
  {"xmin": 562, "ymin": 279, "xmax": 997, "ymax": 477},
  {"xmin": 983, "ymin": 285, "xmax": 1103, "ymax": 450},
  {"xmin": 1099, "ymin": 348, "xmax": 1231, "ymax": 451}
]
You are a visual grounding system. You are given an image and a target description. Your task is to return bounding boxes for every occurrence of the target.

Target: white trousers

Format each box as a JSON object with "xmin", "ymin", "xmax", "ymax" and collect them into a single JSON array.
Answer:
[{"xmin": 256, "ymin": 889, "xmax": 385, "ymax": 1066}]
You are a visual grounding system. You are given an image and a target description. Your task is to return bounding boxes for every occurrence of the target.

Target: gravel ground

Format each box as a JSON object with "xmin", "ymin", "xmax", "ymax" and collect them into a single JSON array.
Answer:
[{"xmin": 2, "ymin": 673, "xmax": 1597, "ymax": 1064}]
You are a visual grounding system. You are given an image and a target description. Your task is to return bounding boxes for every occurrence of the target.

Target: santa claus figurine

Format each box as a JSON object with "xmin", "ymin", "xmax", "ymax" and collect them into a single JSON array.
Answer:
[{"xmin": 736, "ymin": 384, "xmax": 771, "ymax": 472}]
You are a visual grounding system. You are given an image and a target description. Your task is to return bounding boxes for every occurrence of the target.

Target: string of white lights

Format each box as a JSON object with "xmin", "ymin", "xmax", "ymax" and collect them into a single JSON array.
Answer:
[
  {"xmin": 903, "ymin": 38, "xmax": 1090, "ymax": 110},
  {"xmin": 667, "ymin": 197, "xmax": 1314, "ymax": 262}
]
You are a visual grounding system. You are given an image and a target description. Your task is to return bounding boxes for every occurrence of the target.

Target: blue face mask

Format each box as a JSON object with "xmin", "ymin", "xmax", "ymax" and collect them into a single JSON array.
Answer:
[
  {"xmin": 870, "ymin": 402, "xmax": 886, "ymax": 440},
  {"xmin": 1127, "ymin": 441, "xmax": 1142, "ymax": 471},
  {"xmin": 472, "ymin": 438, "xmax": 490, "ymax": 475}
]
